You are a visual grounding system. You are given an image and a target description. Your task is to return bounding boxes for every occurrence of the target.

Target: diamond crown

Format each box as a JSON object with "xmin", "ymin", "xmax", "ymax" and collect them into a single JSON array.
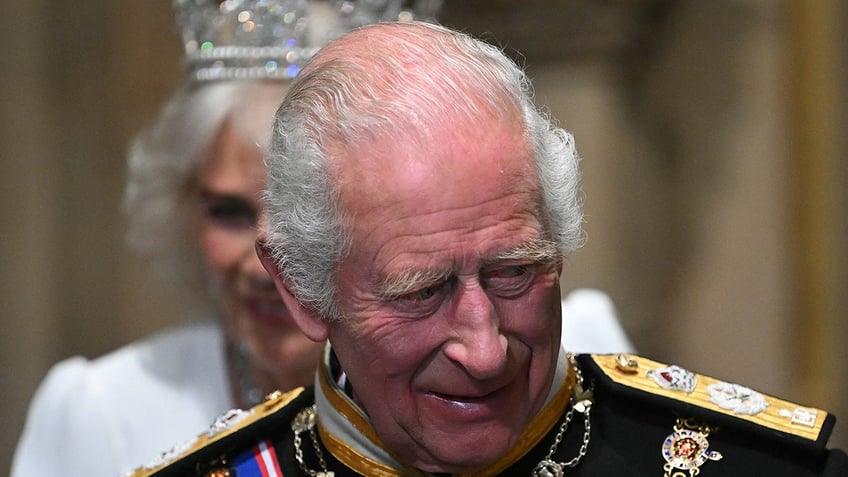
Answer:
[{"xmin": 173, "ymin": 0, "xmax": 442, "ymax": 82}]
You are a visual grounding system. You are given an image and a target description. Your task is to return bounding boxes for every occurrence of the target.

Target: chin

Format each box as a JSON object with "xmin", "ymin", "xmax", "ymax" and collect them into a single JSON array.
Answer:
[
  {"xmin": 412, "ymin": 435, "xmax": 516, "ymax": 474},
  {"xmin": 416, "ymin": 455, "xmax": 498, "ymax": 475}
]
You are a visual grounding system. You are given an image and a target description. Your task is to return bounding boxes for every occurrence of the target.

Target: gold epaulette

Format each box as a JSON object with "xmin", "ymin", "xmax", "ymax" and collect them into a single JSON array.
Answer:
[
  {"xmin": 589, "ymin": 354, "xmax": 828, "ymax": 442},
  {"xmin": 126, "ymin": 387, "xmax": 305, "ymax": 477}
]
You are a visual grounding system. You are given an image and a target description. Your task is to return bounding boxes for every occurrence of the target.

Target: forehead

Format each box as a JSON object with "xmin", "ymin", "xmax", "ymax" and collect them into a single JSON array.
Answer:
[
  {"xmin": 198, "ymin": 119, "xmax": 266, "ymax": 189},
  {"xmin": 338, "ymin": 109, "xmax": 535, "ymax": 198},
  {"xmin": 335, "ymin": 117, "xmax": 543, "ymax": 271},
  {"xmin": 228, "ymin": 82, "xmax": 288, "ymax": 150}
]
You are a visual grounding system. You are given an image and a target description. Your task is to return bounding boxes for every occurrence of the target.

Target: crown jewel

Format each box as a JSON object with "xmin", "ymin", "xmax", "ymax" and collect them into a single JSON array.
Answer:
[{"xmin": 173, "ymin": 0, "xmax": 442, "ymax": 82}]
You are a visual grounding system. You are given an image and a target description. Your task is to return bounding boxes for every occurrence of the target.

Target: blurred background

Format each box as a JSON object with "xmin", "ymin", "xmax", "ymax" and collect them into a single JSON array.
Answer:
[{"xmin": 1, "ymin": 0, "xmax": 845, "ymax": 472}]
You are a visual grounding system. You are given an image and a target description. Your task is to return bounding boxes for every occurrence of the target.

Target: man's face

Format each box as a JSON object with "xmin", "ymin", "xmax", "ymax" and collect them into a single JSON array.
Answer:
[{"xmin": 327, "ymin": 119, "xmax": 563, "ymax": 473}]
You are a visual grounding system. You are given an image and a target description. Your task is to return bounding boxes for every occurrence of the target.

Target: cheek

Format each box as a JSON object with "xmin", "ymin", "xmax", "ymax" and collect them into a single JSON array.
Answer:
[
  {"xmin": 200, "ymin": 225, "xmax": 249, "ymax": 278},
  {"xmin": 333, "ymin": 316, "xmax": 428, "ymax": 381}
]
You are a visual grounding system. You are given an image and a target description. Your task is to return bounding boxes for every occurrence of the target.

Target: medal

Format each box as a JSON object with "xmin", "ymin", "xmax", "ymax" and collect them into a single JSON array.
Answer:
[
  {"xmin": 648, "ymin": 365, "xmax": 698, "ymax": 393},
  {"xmin": 707, "ymin": 381, "xmax": 768, "ymax": 415},
  {"xmin": 661, "ymin": 418, "xmax": 722, "ymax": 477}
]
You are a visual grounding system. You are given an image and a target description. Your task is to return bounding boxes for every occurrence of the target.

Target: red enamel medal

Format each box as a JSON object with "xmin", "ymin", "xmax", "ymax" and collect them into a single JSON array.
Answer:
[{"xmin": 661, "ymin": 419, "xmax": 722, "ymax": 476}]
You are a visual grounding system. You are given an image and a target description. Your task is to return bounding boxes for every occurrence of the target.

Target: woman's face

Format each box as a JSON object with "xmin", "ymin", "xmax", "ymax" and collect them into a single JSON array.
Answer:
[{"xmin": 196, "ymin": 115, "xmax": 322, "ymax": 399}]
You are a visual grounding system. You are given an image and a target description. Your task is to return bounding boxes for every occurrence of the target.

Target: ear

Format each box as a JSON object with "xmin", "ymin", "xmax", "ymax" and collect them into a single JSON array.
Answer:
[{"xmin": 256, "ymin": 240, "xmax": 330, "ymax": 342}]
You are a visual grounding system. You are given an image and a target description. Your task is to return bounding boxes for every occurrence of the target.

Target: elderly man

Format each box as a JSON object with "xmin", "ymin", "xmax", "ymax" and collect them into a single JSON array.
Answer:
[{"xmin": 132, "ymin": 21, "xmax": 846, "ymax": 477}]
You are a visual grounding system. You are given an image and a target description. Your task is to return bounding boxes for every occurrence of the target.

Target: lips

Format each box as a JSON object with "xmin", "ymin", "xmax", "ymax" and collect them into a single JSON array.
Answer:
[
  {"xmin": 425, "ymin": 381, "xmax": 514, "ymax": 419},
  {"xmin": 433, "ymin": 392, "xmax": 489, "ymax": 402},
  {"xmin": 430, "ymin": 392, "xmax": 494, "ymax": 411},
  {"xmin": 431, "ymin": 381, "xmax": 504, "ymax": 402},
  {"xmin": 245, "ymin": 298, "xmax": 294, "ymax": 328}
]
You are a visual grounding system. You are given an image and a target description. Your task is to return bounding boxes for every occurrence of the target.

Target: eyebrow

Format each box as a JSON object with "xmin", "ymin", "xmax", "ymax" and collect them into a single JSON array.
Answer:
[
  {"xmin": 198, "ymin": 187, "xmax": 248, "ymax": 201},
  {"xmin": 376, "ymin": 238, "xmax": 560, "ymax": 299},
  {"xmin": 491, "ymin": 238, "xmax": 560, "ymax": 263},
  {"xmin": 377, "ymin": 268, "xmax": 453, "ymax": 299}
]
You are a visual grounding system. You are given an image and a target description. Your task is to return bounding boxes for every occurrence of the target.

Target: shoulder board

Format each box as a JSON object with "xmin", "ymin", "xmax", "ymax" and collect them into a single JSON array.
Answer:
[
  {"xmin": 580, "ymin": 354, "xmax": 836, "ymax": 450},
  {"xmin": 126, "ymin": 387, "xmax": 307, "ymax": 477}
]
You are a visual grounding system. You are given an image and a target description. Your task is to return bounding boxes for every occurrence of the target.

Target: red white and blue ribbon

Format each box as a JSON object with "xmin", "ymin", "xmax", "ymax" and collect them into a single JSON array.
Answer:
[{"xmin": 232, "ymin": 440, "xmax": 284, "ymax": 477}]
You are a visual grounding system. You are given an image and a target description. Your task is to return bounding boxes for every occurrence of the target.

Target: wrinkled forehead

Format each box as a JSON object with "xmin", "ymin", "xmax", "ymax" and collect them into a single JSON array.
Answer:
[{"xmin": 332, "ymin": 113, "xmax": 540, "ymax": 228}]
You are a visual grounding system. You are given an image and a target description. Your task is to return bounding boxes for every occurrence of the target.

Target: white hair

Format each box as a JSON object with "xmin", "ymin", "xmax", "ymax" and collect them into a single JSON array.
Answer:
[{"xmin": 264, "ymin": 22, "xmax": 583, "ymax": 320}]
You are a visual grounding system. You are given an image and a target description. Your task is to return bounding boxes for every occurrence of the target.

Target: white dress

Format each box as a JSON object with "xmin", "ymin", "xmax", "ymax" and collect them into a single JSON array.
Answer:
[
  {"xmin": 10, "ymin": 320, "xmax": 231, "ymax": 477},
  {"xmin": 11, "ymin": 289, "xmax": 633, "ymax": 477}
]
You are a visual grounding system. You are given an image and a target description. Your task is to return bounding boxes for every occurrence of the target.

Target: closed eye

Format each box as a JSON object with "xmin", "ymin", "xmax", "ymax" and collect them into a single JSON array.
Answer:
[
  {"xmin": 481, "ymin": 263, "xmax": 539, "ymax": 298},
  {"xmin": 390, "ymin": 279, "xmax": 452, "ymax": 317}
]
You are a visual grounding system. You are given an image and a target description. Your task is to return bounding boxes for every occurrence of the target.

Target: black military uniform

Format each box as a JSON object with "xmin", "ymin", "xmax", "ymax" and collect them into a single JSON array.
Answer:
[{"xmin": 129, "ymin": 353, "xmax": 848, "ymax": 476}]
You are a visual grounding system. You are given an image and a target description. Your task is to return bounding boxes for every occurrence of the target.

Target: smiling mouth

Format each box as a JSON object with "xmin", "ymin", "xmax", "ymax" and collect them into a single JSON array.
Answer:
[
  {"xmin": 431, "ymin": 385, "xmax": 505, "ymax": 405},
  {"xmin": 253, "ymin": 300, "xmax": 286, "ymax": 315},
  {"xmin": 434, "ymin": 392, "xmax": 486, "ymax": 403},
  {"xmin": 425, "ymin": 387, "xmax": 514, "ymax": 418},
  {"xmin": 247, "ymin": 299, "xmax": 293, "ymax": 326}
]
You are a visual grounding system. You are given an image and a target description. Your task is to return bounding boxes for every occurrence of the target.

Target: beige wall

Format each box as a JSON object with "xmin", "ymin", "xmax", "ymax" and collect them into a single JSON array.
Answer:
[
  {"xmin": 1, "ymin": 1, "xmax": 845, "ymax": 473},
  {"xmin": 1, "ymin": 1, "xmax": 184, "ymax": 471}
]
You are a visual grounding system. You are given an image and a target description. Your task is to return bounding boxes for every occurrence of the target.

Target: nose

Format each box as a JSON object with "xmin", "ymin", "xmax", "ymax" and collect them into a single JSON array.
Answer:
[{"xmin": 442, "ymin": 282, "xmax": 508, "ymax": 380}]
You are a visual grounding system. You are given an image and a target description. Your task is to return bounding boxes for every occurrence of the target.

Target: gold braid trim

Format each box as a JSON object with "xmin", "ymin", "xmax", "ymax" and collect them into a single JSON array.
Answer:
[
  {"xmin": 593, "ymin": 354, "xmax": 827, "ymax": 441},
  {"xmin": 126, "ymin": 388, "xmax": 305, "ymax": 477}
]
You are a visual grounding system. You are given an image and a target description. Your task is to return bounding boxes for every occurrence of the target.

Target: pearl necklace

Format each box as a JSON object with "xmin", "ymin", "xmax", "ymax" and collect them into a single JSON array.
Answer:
[{"xmin": 228, "ymin": 340, "xmax": 264, "ymax": 408}]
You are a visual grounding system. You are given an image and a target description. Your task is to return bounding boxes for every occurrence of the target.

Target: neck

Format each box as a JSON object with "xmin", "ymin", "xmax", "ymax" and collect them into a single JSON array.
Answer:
[{"xmin": 226, "ymin": 339, "xmax": 265, "ymax": 408}]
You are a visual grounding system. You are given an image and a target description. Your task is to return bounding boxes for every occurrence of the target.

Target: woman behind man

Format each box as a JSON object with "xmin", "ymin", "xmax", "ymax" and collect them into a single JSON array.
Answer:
[{"xmin": 11, "ymin": 2, "xmax": 441, "ymax": 476}]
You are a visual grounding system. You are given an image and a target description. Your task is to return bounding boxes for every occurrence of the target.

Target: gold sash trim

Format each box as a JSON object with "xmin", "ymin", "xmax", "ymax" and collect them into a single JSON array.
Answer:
[
  {"xmin": 317, "ymin": 358, "xmax": 403, "ymax": 455},
  {"xmin": 317, "ymin": 359, "xmax": 420, "ymax": 474},
  {"xmin": 318, "ymin": 425, "xmax": 429, "ymax": 477}
]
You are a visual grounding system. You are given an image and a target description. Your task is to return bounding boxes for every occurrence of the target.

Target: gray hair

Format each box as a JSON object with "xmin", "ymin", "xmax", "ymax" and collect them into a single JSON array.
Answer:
[
  {"xmin": 264, "ymin": 21, "xmax": 583, "ymax": 320},
  {"xmin": 125, "ymin": 80, "xmax": 287, "ymax": 310}
]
